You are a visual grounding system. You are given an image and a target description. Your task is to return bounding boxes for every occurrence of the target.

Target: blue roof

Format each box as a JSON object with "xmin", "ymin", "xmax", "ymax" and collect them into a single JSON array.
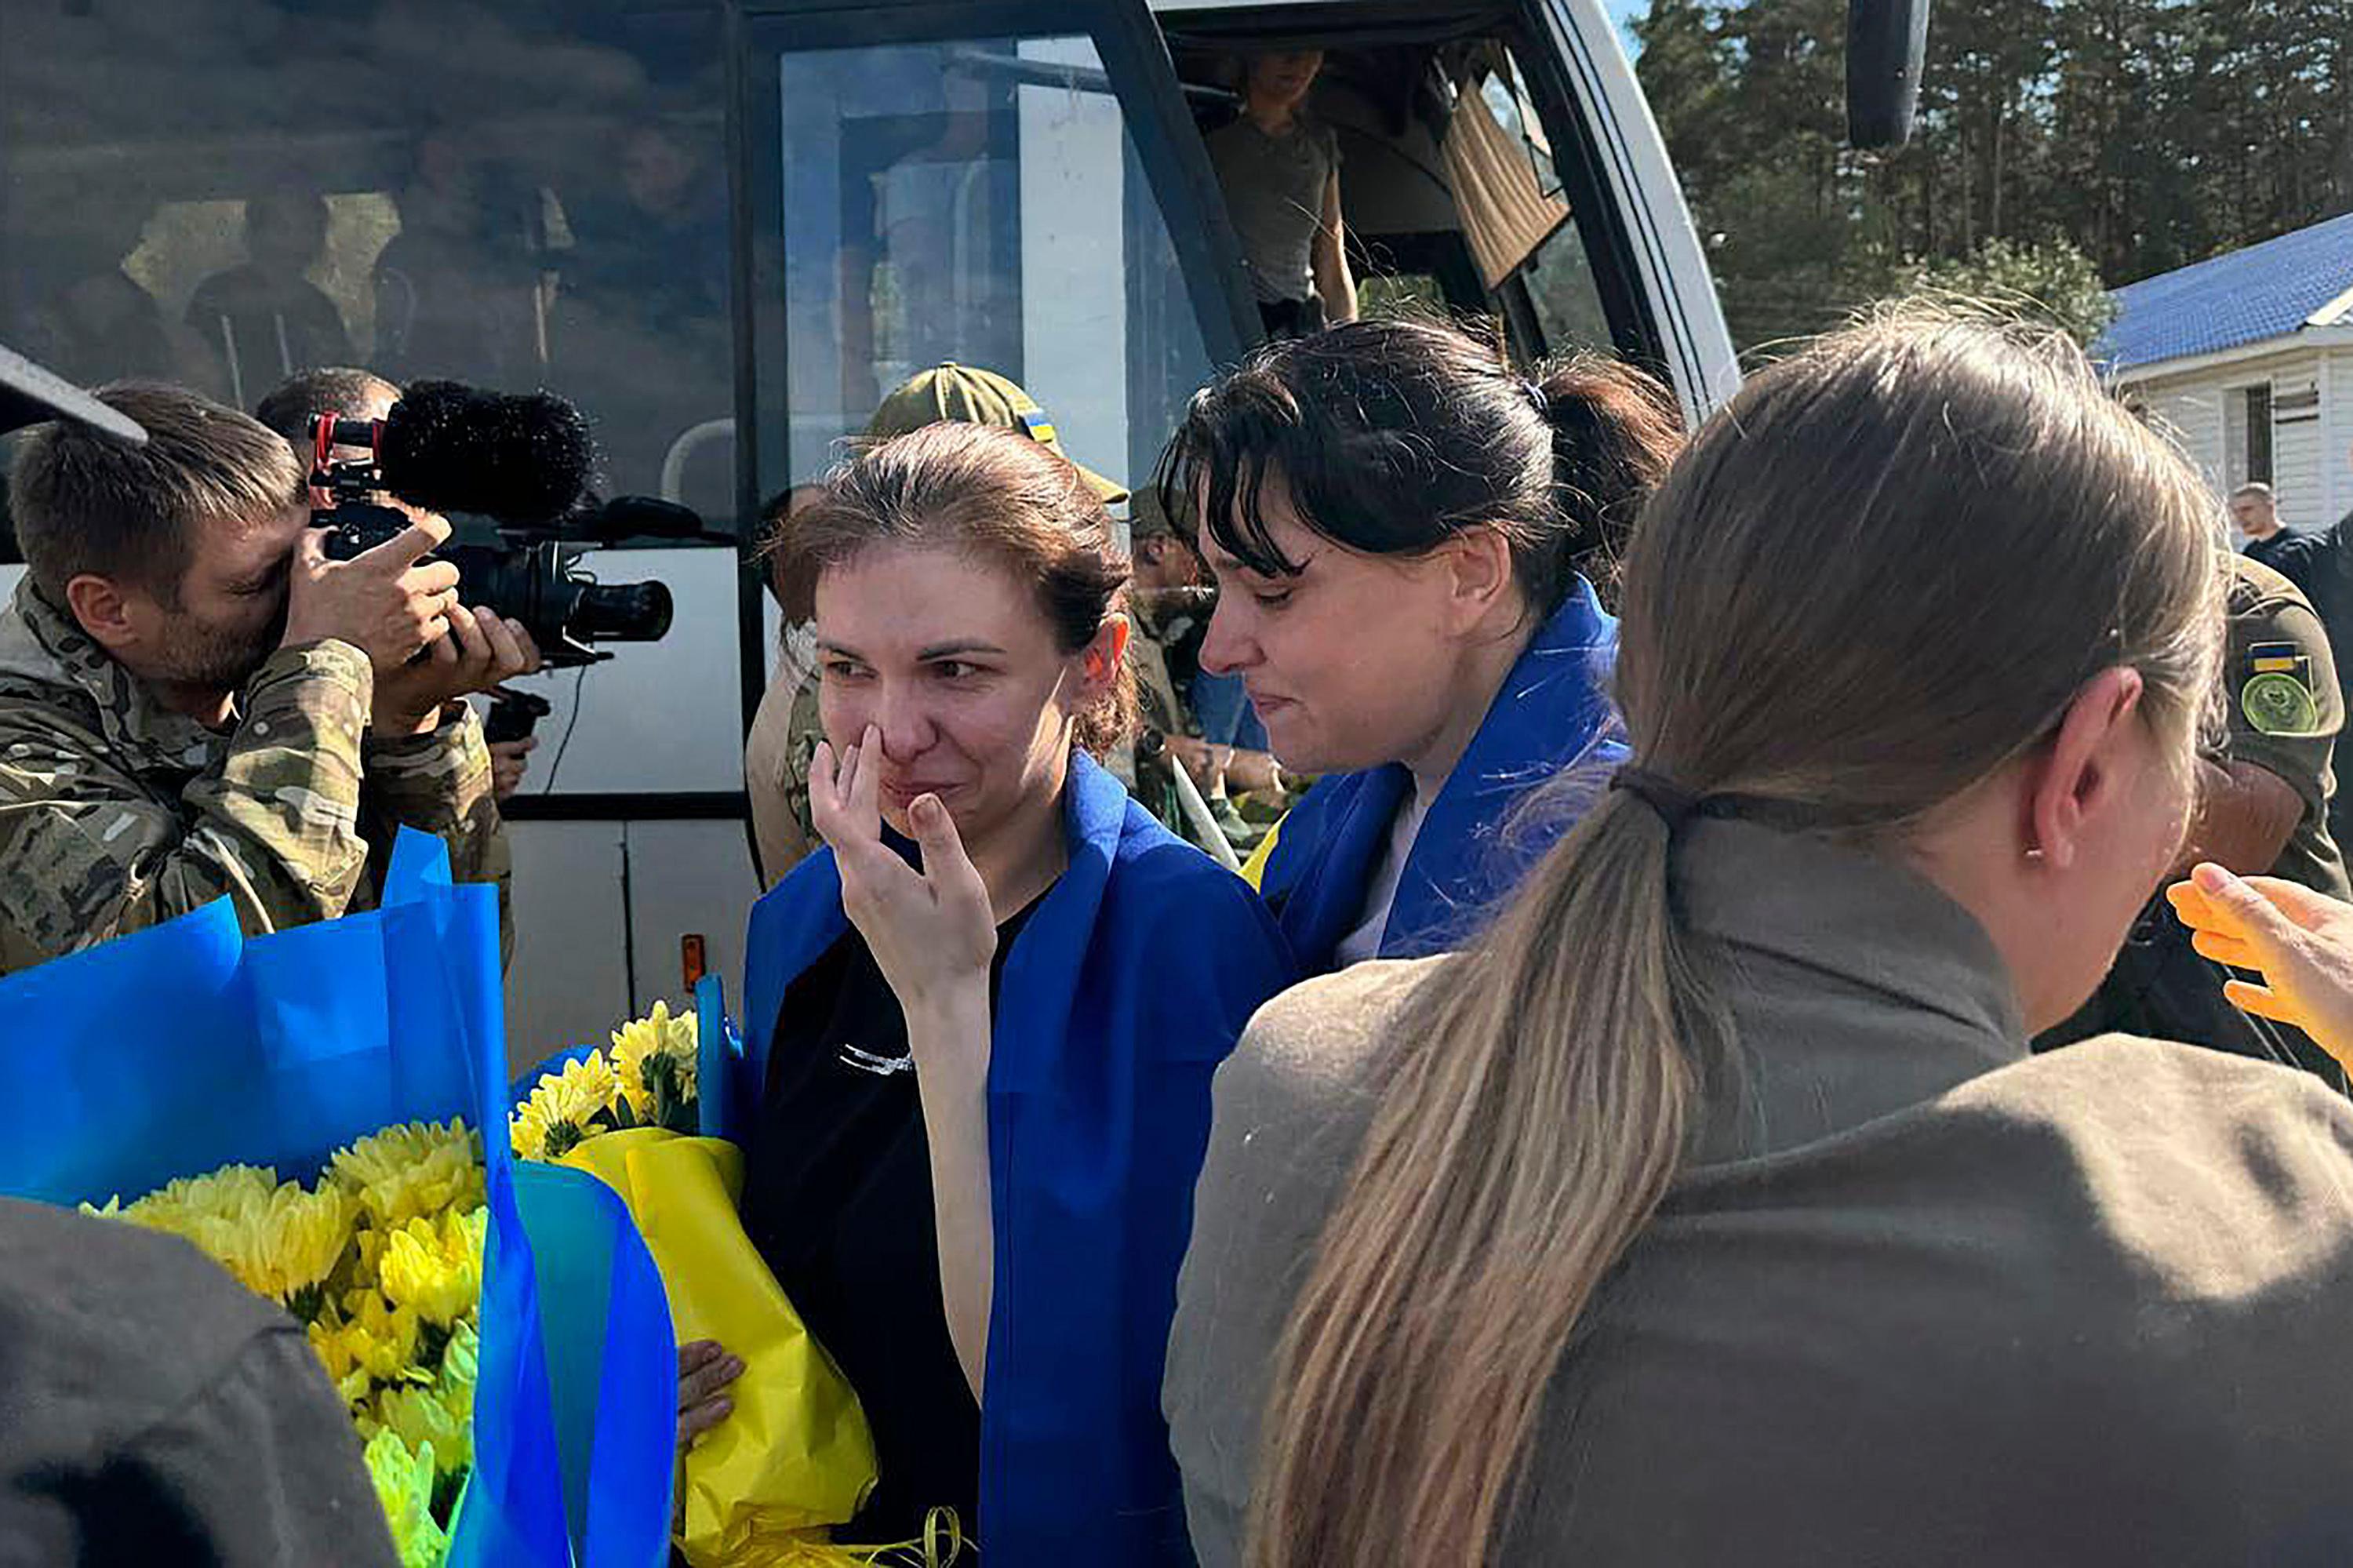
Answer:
[{"xmin": 2096, "ymin": 210, "xmax": 2353, "ymax": 373}]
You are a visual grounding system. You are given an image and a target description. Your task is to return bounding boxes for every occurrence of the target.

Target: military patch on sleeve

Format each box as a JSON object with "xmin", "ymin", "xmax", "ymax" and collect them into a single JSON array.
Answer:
[{"xmin": 2242, "ymin": 641, "xmax": 2322, "ymax": 735}]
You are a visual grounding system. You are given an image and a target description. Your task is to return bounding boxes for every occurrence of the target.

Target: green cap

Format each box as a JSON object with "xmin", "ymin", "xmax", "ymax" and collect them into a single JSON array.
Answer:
[
  {"xmin": 1126, "ymin": 482, "xmax": 1182, "ymax": 540},
  {"xmin": 865, "ymin": 363, "xmax": 1129, "ymax": 504}
]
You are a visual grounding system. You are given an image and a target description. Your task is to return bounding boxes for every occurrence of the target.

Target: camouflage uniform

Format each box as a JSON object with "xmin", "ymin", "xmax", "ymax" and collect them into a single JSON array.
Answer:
[
  {"xmin": 745, "ymin": 660, "xmax": 824, "ymax": 888},
  {"xmin": 1128, "ymin": 585, "xmax": 1300, "ymax": 856},
  {"xmin": 0, "ymin": 579, "xmax": 510, "ymax": 975}
]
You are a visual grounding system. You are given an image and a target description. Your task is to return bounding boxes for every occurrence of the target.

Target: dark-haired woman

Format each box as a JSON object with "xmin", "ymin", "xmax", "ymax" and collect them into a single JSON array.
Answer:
[
  {"xmin": 1161, "ymin": 316, "xmax": 1682, "ymax": 973},
  {"xmin": 1168, "ymin": 309, "xmax": 2353, "ymax": 1567},
  {"xmin": 707, "ymin": 424, "xmax": 1292, "ymax": 1563}
]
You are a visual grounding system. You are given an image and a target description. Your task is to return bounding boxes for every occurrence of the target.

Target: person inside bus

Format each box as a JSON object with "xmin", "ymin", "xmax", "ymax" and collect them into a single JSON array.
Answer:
[
  {"xmin": 1159, "ymin": 315, "xmax": 1681, "ymax": 974},
  {"xmin": 700, "ymin": 423, "xmax": 1293, "ymax": 1560},
  {"xmin": 1206, "ymin": 49, "xmax": 1357, "ymax": 337},
  {"xmin": 1166, "ymin": 307, "xmax": 2353, "ymax": 1567},
  {"xmin": 373, "ymin": 126, "xmax": 544, "ymax": 386},
  {"xmin": 554, "ymin": 118, "xmax": 731, "ymax": 497},
  {"xmin": 22, "ymin": 200, "xmax": 220, "ymax": 395},
  {"xmin": 186, "ymin": 191, "xmax": 354, "ymax": 404}
]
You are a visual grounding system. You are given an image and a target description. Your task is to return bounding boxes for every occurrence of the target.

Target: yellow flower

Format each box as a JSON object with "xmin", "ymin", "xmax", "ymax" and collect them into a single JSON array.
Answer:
[
  {"xmin": 332, "ymin": 1119, "xmax": 484, "ymax": 1228},
  {"xmin": 510, "ymin": 1052, "xmax": 620, "ymax": 1160},
  {"xmin": 609, "ymin": 1000, "xmax": 698, "ymax": 1119},
  {"xmin": 362, "ymin": 1428, "xmax": 449, "ymax": 1568},
  {"xmin": 257, "ymin": 1181, "xmax": 357, "ymax": 1312},
  {"xmin": 307, "ymin": 1311, "xmax": 378, "ymax": 1406},
  {"xmin": 114, "ymin": 1163, "xmax": 278, "ymax": 1254},
  {"xmin": 378, "ymin": 1207, "xmax": 486, "ymax": 1326},
  {"xmin": 439, "ymin": 1319, "xmax": 479, "ymax": 1422},
  {"xmin": 328, "ymin": 1290, "xmax": 424, "ymax": 1384},
  {"xmin": 354, "ymin": 1224, "xmax": 388, "ymax": 1286},
  {"xmin": 367, "ymin": 1381, "xmax": 473, "ymax": 1476}
]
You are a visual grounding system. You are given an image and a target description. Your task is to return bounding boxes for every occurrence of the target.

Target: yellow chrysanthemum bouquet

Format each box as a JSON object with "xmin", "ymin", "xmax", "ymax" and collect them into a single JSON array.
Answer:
[
  {"xmin": 85, "ymin": 1121, "xmax": 488, "ymax": 1565},
  {"xmin": 511, "ymin": 991, "xmax": 931, "ymax": 1568},
  {"xmin": 512, "ymin": 999, "xmax": 703, "ymax": 1160},
  {"xmin": 0, "ymin": 830, "xmax": 676, "ymax": 1568}
]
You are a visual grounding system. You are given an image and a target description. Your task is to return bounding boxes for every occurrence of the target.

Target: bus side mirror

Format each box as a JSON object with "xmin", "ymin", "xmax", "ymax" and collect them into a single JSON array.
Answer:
[{"xmin": 1846, "ymin": 0, "xmax": 1930, "ymax": 149}]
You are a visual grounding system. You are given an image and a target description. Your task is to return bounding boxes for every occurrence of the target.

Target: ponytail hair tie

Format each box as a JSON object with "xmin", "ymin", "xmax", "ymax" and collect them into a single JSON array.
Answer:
[{"xmin": 1610, "ymin": 766, "xmax": 1702, "ymax": 832}]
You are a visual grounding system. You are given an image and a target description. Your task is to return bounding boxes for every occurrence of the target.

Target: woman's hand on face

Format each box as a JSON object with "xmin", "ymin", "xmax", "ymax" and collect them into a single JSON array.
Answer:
[
  {"xmin": 810, "ymin": 724, "xmax": 997, "ymax": 1018},
  {"xmin": 2166, "ymin": 863, "xmax": 2353, "ymax": 1067},
  {"xmin": 677, "ymin": 1339, "xmax": 744, "ymax": 1452}
]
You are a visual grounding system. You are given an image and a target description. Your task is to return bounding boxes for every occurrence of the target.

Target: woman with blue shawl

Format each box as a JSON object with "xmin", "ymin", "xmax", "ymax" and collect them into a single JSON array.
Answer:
[
  {"xmin": 1162, "ymin": 318, "xmax": 1684, "ymax": 973},
  {"xmin": 704, "ymin": 423, "xmax": 1293, "ymax": 1562}
]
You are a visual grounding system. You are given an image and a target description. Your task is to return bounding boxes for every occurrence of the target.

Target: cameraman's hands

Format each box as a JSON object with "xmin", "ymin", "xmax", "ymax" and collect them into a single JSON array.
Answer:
[
  {"xmin": 374, "ymin": 606, "xmax": 544, "ymax": 737},
  {"xmin": 283, "ymin": 518, "xmax": 461, "ymax": 672}
]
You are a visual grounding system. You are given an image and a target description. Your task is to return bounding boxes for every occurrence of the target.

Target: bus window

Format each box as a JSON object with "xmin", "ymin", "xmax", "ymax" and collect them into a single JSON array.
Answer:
[
  {"xmin": 1476, "ymin": 49, "xmax": 1612, "ymax": 356},
  {"xmin": 0, "ymin": 1, "xmax": 733, "ymax": 522},
  {"xmin": 764, "ymin": 31, "xmax": 1220, "ymax": 493}
]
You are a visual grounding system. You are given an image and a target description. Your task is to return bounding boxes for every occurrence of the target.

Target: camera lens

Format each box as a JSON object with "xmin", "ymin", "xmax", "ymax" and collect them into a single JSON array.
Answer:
[{"xmin": 570, "ymin": 581, "xmax": 673, "ymax": 645}]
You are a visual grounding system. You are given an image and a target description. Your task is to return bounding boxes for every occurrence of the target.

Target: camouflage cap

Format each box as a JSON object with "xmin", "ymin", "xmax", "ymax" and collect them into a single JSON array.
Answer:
[
  {"xmin": 1127, "ymin": 482, "xmax": 1182, "ymax": 540},
  {"xmin": 866, "ymin": 364, "xmax": 1128, "ymax": 504}
]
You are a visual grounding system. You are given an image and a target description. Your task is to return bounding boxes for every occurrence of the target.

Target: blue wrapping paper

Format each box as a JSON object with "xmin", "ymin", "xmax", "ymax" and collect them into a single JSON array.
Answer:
[{"xmin": 0, "ymin": 829, "xmax": 676, "ymax": 1568}]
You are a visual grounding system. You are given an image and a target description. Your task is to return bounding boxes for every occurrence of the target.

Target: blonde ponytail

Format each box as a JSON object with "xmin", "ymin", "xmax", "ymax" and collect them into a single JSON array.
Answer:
[{"xmin": 1248, "ymin": 789, "xmax": 1723, "ymax": 1564}]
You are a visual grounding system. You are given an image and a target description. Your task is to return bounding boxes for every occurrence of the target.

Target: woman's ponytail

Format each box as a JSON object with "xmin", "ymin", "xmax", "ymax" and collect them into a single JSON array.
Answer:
[
  {"xmin": 1249, "ymin": 782, "xmax": 1724, "ymax": 1566},
  {"xmin": 1531, "ymin": 356, "xmax": 1684, "ymax": 606}
]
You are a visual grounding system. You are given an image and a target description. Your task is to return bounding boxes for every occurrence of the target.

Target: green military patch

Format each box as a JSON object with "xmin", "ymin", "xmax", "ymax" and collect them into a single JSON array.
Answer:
[{"xmin": 2243, "ymin": 669, "xmax": 2321, "ymax": 735}]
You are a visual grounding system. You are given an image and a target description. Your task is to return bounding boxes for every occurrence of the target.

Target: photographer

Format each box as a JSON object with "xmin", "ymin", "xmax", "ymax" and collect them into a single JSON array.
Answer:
[
  {"xmin": 0, "ymin": 381, "xmax": 527, "ymax": 974},
  {"xmin": 256, "ymin": 366, "xmax": 540, "ymax": 800}
]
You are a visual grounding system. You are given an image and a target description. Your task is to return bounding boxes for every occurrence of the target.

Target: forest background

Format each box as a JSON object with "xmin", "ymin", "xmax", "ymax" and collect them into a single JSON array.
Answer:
[{"xmin": 1627, "ymin": 0, "xmax": 2353, "ymax": 348}]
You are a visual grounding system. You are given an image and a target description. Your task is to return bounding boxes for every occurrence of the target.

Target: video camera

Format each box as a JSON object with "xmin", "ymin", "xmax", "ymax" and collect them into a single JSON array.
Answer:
[{"xmin": 306, "ymin": 381, "xmax": 685, "ymax": 672}]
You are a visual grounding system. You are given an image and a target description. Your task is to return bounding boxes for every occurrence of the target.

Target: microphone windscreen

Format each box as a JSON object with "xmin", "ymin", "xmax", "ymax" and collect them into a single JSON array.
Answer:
[{"xmin": 377, "ymin": 380, "xmax": 596, "ymax": 523}]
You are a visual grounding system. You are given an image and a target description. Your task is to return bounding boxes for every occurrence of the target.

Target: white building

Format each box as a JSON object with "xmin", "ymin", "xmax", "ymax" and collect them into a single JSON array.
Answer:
[{"xmin": 2100, "ymin": 212, "xmax": 2353, "ymax": 531}]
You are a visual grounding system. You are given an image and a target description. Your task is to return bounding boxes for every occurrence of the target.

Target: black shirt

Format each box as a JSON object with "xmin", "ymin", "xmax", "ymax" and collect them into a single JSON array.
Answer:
[
  {"xmin": 2244, "ymin": 526, "xmax": 2315, "ymax": 580},
  {"xmin": 740, "ymin": 904, "xmax": 1035, "ymax": 1545}
]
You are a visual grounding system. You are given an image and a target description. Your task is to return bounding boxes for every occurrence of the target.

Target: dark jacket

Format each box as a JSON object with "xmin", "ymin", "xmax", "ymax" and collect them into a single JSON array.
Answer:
[{"xmin": 0, "ymin": 1197, "xmax": 395, "ymax": 1566}]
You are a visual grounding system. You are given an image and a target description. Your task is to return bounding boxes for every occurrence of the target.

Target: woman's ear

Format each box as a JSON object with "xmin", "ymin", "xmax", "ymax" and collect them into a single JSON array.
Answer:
[
  {"xmin": 2024, "ymin": 665, "xmax": 2148, "ymax": 871},
  {"xmin": 1078, "ymin": 614, "xmax": 1132, "ymax": 704},
  {"xmin": 1438, "ymin": 528, "xmax": 1518, "ymax": 628}
]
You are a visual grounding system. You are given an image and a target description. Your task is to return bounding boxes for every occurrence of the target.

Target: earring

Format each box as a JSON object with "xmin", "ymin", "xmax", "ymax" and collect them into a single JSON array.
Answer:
[{"xmin": 2024, "ymin": 846, "xmax": 2046, "ymax": 863}]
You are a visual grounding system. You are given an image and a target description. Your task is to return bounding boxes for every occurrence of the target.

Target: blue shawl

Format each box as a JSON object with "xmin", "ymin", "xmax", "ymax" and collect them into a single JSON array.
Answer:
[
  {"xmin": 733, "ymin": 751, "xmax": 1294, "ymax": 1563},
  {"xmin": 1259, "ymin": 577, "xmax": 1624, "ymax": 973}
]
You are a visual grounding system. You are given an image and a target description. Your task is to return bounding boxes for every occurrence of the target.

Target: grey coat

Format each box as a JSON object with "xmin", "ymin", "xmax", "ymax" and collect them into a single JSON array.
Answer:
[{"xmin": 1166, "ymin": 818, "xmax": 2353, "ymax": 1565}]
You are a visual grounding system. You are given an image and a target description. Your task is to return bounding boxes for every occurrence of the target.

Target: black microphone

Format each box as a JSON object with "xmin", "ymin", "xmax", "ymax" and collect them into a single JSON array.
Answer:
[{"xmin": 371, "ymin": 381, "xmax": 597, "ymax": 525}]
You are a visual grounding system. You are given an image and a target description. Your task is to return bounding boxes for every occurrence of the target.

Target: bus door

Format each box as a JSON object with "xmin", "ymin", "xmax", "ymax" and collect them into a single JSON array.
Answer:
[
  {"xmin": 1151, "ymin": 0, "xmax": 1739, "ymax": 421},
  {"xmin": 739, "ymin": 0, "xmax": 1258, "ymax": 522}
]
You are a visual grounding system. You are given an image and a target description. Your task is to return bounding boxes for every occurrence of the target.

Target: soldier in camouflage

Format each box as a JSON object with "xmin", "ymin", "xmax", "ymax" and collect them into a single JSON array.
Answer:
[
  {"xmin": 1127, "ymin": 489, "xmax": 1300, "ymax": 857},
  {"xmin": 0, "ymin": 382, "xmax": 526, "ymax": 974}
]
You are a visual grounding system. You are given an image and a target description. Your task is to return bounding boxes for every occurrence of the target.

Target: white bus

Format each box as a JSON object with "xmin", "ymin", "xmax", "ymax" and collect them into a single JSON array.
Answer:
[{"xmin": 0, "ymin": 0, "xmax": 1924, "ymax": 1068}]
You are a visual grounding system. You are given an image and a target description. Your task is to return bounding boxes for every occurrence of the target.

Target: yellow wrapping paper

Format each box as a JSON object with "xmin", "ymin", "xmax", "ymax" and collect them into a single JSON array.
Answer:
[{"xmin": 558, "ymin": 1128, "xmax": 880, "ymax": 1566}]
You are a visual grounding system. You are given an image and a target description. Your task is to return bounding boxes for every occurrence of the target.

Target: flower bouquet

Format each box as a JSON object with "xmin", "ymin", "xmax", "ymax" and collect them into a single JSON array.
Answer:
[
  {"xmin": 0, "ymin": 831, "xmax": 676, "ymax": 1567},
  {"xmin": 84, "ymin": 1121, "xmax": 489, "ymax": 1564},
  {"xmin": 513, "ymin": 991, "xmax": 957, "ymax": 1567}
]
